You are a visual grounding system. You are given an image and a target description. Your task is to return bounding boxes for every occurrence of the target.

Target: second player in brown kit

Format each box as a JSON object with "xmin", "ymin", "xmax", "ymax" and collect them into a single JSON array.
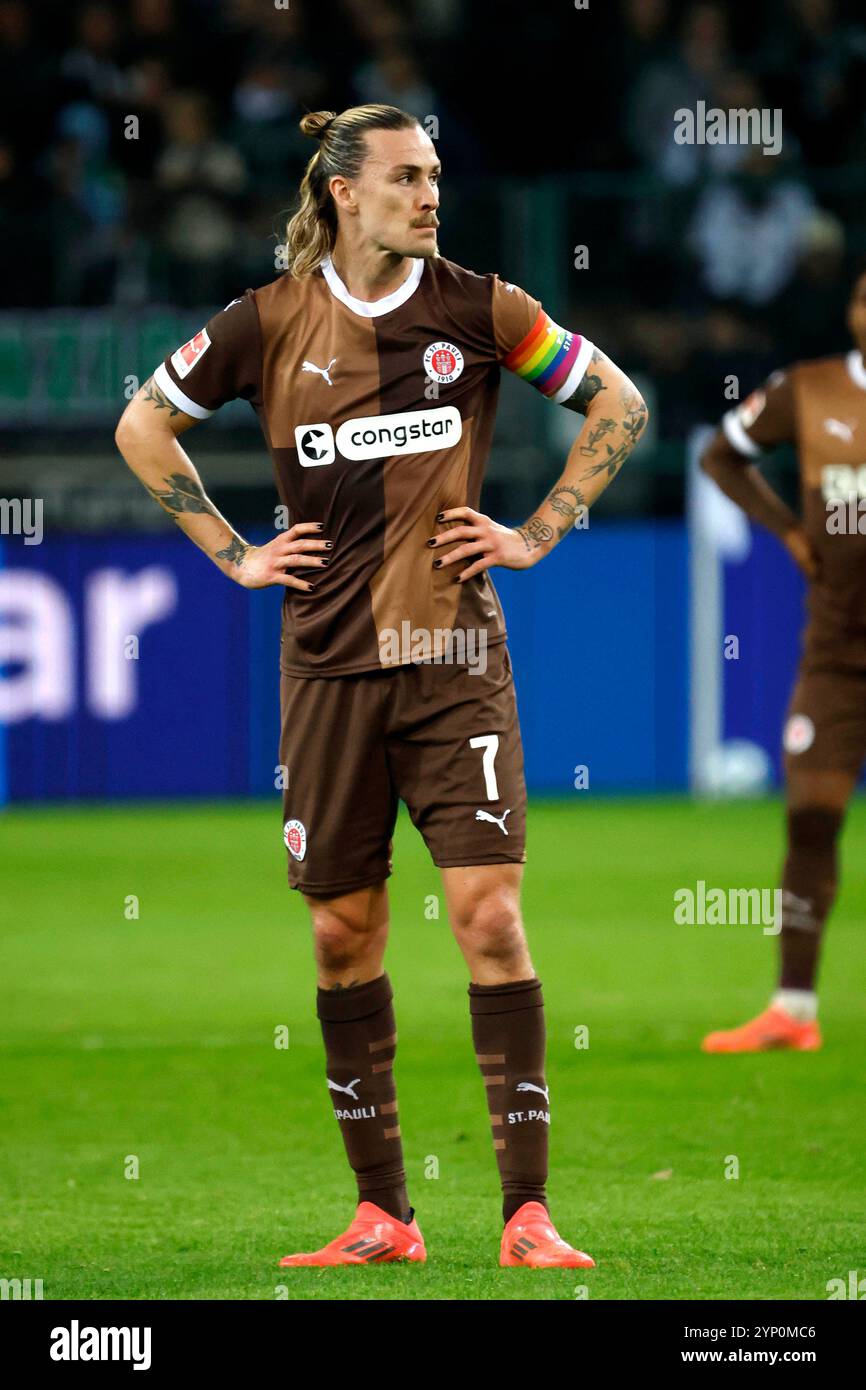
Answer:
[
  {"xmin": 114, "ymin": 103, "xmax": 648, "ymax": 1268},
  {"xmin": 700, "ymin": 268, "xmax": 866, "ymax": 1055}
]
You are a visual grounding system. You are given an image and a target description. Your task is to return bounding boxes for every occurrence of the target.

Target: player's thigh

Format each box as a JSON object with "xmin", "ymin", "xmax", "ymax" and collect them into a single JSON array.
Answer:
[
  {"xmin": 387, "ymin": 643, "xmax": 527, "ymax": 869},
  {"xmin": 279, "ymin": 670, "xmax": 398, "ymax": 896},
  {"xmin": 783, "ymin": 669, "xmax": 866, "ymax": 810}
]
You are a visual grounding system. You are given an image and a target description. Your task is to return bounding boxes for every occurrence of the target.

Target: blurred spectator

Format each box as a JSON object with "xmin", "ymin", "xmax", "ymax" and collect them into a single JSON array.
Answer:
[
  {"xmin": 626, "ymin": 2, "xmax": 732, "ymax": 184},
  {"xmin": 0, "ymin": 138, "xmax": 51, "ymax": 305},
  {"xmin": 44, "ymin": 102, "xmax": 126, "ymax": 304},
  {"xmin": 760, "ymin": 0, "xmax": 866, "ymax": 167},
  {"xmin": 766, "ymin": 210, "xmax": 851, "ymax": 358},
  {"xmin": 0, "ymin": 0, "xmax": 57, "ymax": 166},
  {"xmin": 61, "ymin": 2, "xmax": 127, "ymax": 104},
  {"xmin": 352, "ymin": 44, "xmax": 436, "ymax": 118},
  {"xmin": 689, "ymin": 152, "xmax": 815, "ymax": 306},
  {"xmin": 0, "ymin": 0, "xmax": 862, "ymax": 428},
  {"xmin": 154, "ymin": 90, "xmax": 246, "ymax": 304}
]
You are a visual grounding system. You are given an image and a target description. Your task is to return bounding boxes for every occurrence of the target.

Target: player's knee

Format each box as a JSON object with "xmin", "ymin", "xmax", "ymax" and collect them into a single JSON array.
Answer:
[
  {"xmin": 308, "ymin": 895, "xmax": 387, "ymax": 972},
  {"xmin": 787, "ymin": 806, "xmax": 843, "ymax": 852},
  {"xmin": 451, "ymin": 883, "xmax": 524, "ymax": 962}
]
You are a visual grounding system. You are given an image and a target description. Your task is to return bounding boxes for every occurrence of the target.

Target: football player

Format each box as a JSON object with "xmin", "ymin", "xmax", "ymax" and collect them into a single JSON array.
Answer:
[
  {"xmin": 700, "ymin": 268, "xmax": 866, "ymax": 1054},
  {"xmin": 115, "ymin": 104, "xmax": 648, "ymax": 1267}
]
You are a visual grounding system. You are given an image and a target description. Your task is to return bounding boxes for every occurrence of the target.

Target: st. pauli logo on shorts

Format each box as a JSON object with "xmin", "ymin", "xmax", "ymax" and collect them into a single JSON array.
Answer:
[
  {"xmin": 423, "ymin": 341, "xmax": 464, "ymax": 385},
  {"xmin": 784, "ymin": 714, "xmax": 815, "ymax": 755},
  {"xmin": 283, "ymin": 819, "xmax": 307, "ymax": 860}
]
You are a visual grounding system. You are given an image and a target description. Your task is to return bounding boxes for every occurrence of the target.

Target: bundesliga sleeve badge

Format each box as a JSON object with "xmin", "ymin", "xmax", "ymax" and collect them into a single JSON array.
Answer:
[
  {"xmin": 423, "ymin": 341, "xmax": 464, "ymax": 385},
  {"xmin": 171, "ymin": 328, "xmax": 211, "ymax": 379},
  {"xmin": 738, "ymin": 389, "xmax": 766, "ymax": 429}
]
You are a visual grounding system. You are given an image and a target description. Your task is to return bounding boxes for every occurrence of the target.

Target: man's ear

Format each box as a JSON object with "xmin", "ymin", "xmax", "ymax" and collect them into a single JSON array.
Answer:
[{"xmin": 329, "ymin": 176, "xmax": 356, "ymax": 215}]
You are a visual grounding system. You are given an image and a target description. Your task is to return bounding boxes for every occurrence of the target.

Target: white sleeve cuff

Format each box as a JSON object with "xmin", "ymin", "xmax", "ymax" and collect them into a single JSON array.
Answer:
[
  {"xmin": 152, "ymin": 362, "xmax": 214, "ymax": 420},
  {"xmin": 551, "ymin": 336, "xmax": 596, "ymax": 404},
  {"xmin": 722, "ymin": 407, "xmax": 762, "ymax": 458}
]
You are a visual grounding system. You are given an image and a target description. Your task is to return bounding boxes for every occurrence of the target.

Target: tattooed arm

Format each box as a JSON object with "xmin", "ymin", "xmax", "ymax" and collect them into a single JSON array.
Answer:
[
  {"xmin": 430, "ymin": 349, "xmax": 648, "ymax": 580},
  {"xmin": 514, "ymin": 348, "xmax": 648, "ymax": 554},
  {"xmin": 114, "ymin": 378, "xmax": 329, "ymax": 592}
]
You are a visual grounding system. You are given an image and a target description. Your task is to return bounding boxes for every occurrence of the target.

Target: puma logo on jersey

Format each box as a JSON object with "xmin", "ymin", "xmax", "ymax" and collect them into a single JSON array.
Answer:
[
  {"xmin": 475, "ymin": 807, "xmax": 511, "ymax": 835},
  {"xmin": 302, "ymin": 358, "xmax": 337, "ymax": 386},
  {"xmin": 824, "ymin": 417, "xmax": 856, "ymax": 443},
  {"xmin": 328, "ymin": 1077, "xmax": 361, "ymax": 1100},
  {"xmin": 517, "ymin": 1081, "xmax": 550, "ymax": 1102}
]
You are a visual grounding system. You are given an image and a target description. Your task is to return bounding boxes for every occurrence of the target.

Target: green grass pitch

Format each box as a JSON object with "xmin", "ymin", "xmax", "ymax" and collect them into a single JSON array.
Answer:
[{"xmin": 1, "ymin": 796, "xmax": 864, "ymax": 1301}]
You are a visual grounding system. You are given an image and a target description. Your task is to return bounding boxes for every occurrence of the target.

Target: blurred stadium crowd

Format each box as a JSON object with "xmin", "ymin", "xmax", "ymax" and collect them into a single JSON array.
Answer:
[{"xmin": 3, "ymin": 0, "xmax": 866, "ymax": 442}]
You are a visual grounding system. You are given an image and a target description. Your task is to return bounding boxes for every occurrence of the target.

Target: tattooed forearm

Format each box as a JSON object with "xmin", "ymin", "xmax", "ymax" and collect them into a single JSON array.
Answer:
[
  {"xmin": 563, "ymin": 349, "xmax": 606, "ymax": 415},
  {"xmin": 516, "ymin": 516, "xmax": 555, "ymax": 552},
  {"xmin": 579, "ymin": 442, "xmax": 630, "ymax": 481},
  {"xmin": 215, "ymin": 536, "xmax": 250, "ymax": 567},
  {"xmin": 145, "ymin": 472, "xmax": 220, "ymax": 518},
  {"xmin": 142, "ymin": 376, "xmax": 181, "ymax": 418},
  {"xmin": 516, "ymin": 354, "xmax": 648, "ymax": 561},
  {"xmin": 621, "ymin": 388, "xmax": 648, "ymax": 447},
  {"xmin": 546, "ymin": 484, "xmax": 588, "ymax": 539},
  {"xmin": 579, "ymin": 392, "xmax": 648, "ymax": 482},
  {"xmin": 579, "ymin": 417, "xmax": 616, "ymax": 456}
]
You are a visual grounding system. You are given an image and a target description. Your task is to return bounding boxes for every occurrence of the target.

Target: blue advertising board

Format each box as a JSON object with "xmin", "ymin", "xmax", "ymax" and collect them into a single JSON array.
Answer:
[{"xmin": 0, "ymin": 522, "xmax": 689, "ymax": 802}]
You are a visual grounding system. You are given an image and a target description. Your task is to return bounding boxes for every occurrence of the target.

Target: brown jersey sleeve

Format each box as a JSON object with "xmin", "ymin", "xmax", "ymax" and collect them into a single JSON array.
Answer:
[
  {"xmin": 151, "ymin": 291, "xmax": 262, "ymax": 419},
  {"xmin": 720, "ymin": 367, "xmax": 798, "ymax": 458},
  {"xmin": 490, "ymin": 277, "xmax": 542, "ymax": 359}
]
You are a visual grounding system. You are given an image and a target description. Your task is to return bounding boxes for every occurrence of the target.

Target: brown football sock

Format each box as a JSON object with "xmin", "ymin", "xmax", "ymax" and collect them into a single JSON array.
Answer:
[
  {"xmin": 316, "ymin": 973, "xmax": 411, "ymax": 1223},
  {"xmin": 779, "ymin": 808, "xmax": 842, "ymax": 991},
  {"xmin": 469, "ymin": 977, "xmax": 549, "ymax": 1225}
]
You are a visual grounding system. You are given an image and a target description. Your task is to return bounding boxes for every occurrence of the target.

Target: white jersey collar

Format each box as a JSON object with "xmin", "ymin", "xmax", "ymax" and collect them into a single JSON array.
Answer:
[
  {"xmin": 846, "ymin": 349, "xmax": 866, "ymax": 390},
  {"xmin": 320, "ymin": 254, "xmax": 424, "ymax": 318}
]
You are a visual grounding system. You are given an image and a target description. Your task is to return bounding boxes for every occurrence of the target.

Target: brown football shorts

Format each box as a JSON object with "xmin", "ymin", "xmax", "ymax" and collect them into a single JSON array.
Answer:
[
  {"xmin": 278, "ymin": 640, "xmax": 527, "ymax": 896},
  {"xmin": 783, "ymin": 666, "xmax": 866, "ymax": 776}
]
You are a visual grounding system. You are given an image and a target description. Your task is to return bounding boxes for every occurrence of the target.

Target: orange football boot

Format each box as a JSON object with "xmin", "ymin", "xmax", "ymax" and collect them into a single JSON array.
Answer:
[
  {"xmin": 279, "ymin": 1201, "xmax": 426, "ymax": 1267},
  {"xmin": 500, "ymin": 1201, "xmax": 595, "ymax": 1269},
  {"xmin": 702, "ymin": 1005, "xmax": 821, "ymax": 1054}
]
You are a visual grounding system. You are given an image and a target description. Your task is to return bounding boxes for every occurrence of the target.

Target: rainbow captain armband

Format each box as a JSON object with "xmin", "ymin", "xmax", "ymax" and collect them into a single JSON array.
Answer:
[{"xmin": 502, "ymin": 307, "xmax": 595, "ymax": 404}]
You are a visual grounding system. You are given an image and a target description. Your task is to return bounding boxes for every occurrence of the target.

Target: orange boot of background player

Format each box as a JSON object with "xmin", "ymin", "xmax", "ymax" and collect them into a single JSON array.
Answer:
[{"xmin": 702, "ymin": 1005, "xmax": 822, "ymax": 1054}]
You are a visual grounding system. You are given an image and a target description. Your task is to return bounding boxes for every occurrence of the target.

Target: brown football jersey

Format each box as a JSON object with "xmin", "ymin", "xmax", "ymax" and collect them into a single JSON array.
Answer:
[
  {"xmin": 721, "ymin": 351, "xmax": 866, "ymax": 671},
  {"xmin": 154, "ymin": 256, "xmax": 594, "ymax": 676}
]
